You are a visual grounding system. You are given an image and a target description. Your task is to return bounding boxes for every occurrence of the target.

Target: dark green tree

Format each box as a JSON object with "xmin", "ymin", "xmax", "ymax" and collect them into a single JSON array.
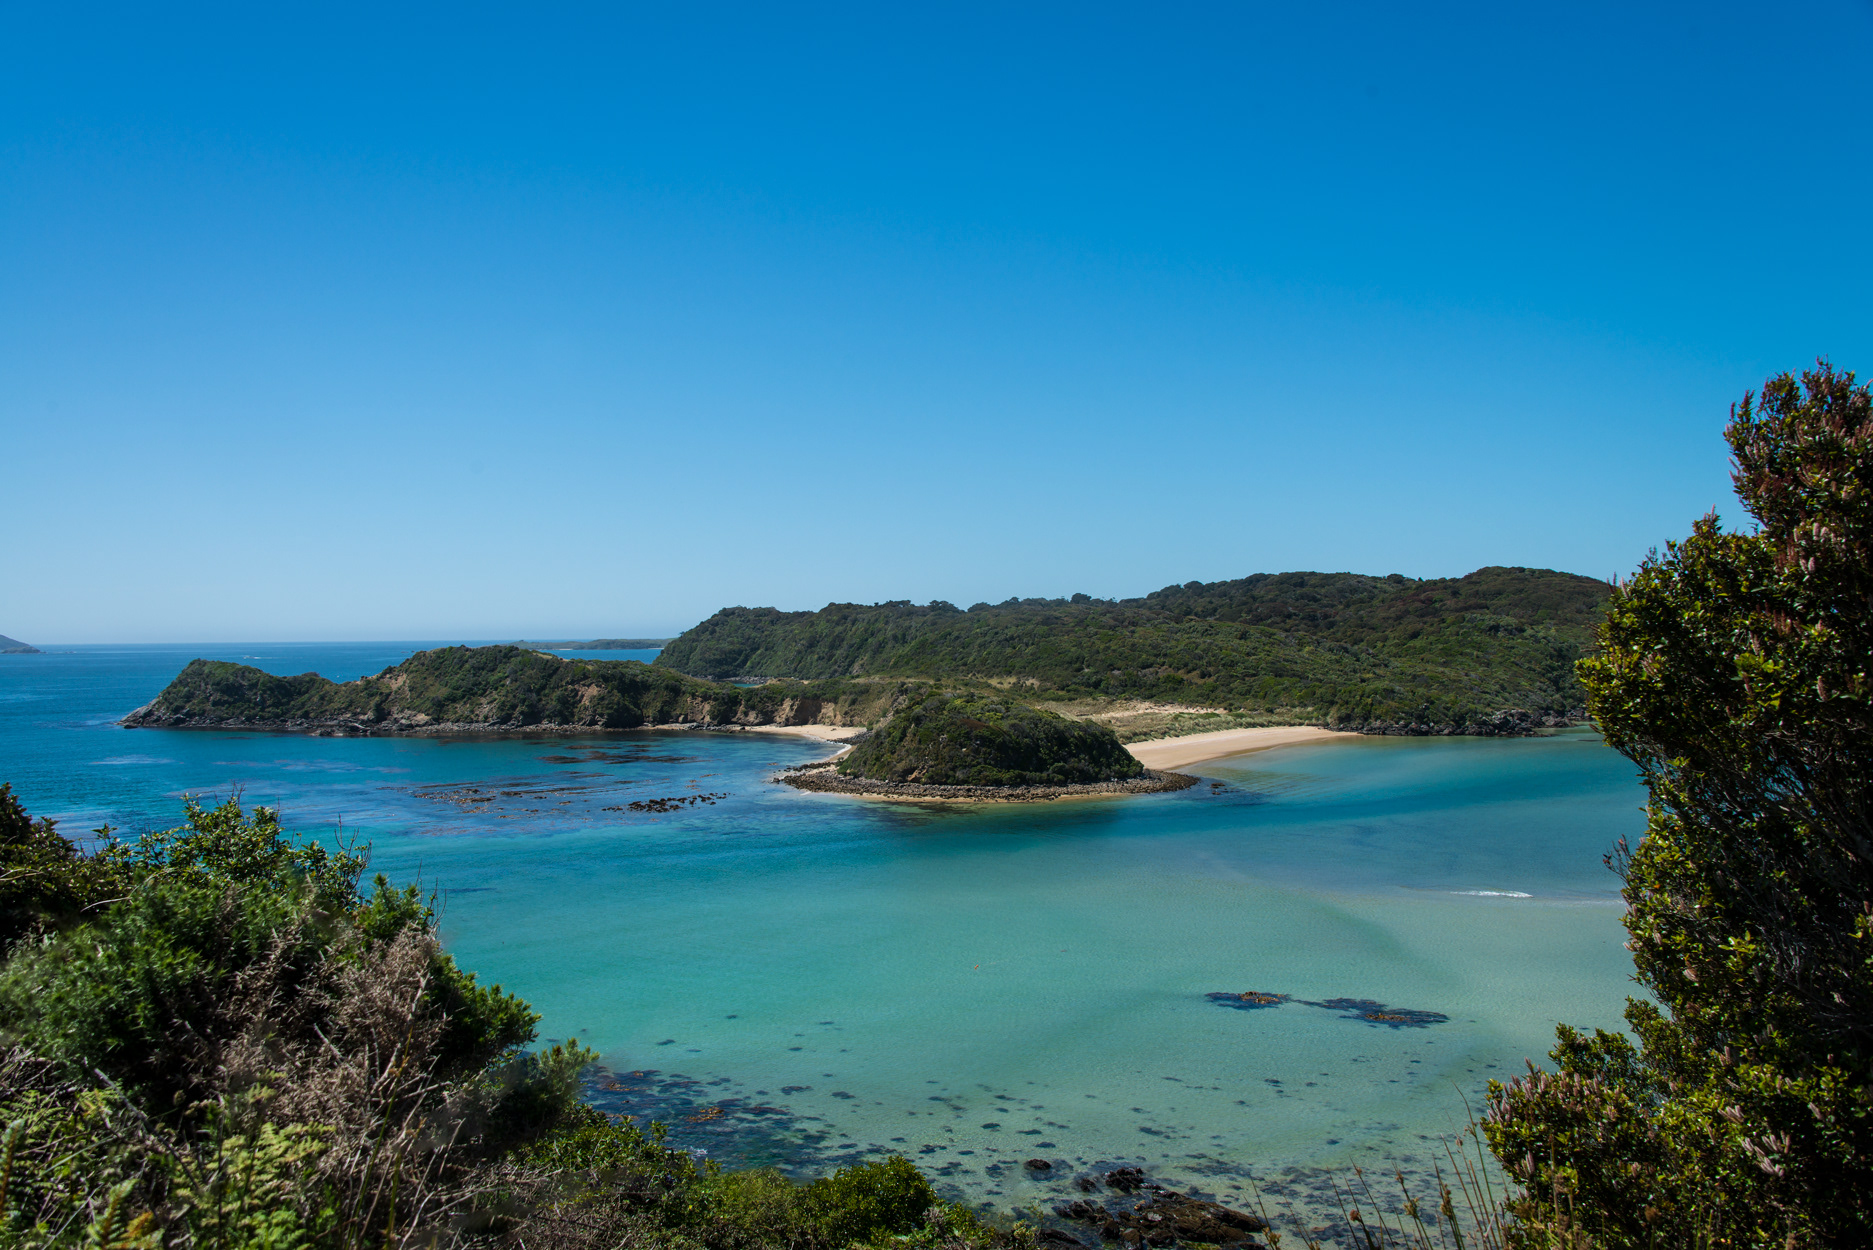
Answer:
[{"xmin": 1486, "ymin": 363, "xmax": 1873, "ymax": 1246}]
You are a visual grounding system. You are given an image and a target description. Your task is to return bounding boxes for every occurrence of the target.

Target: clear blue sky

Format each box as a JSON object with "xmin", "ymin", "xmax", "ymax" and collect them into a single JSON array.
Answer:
[{"xmin": 5, "ymin": 2, "xmax": 1870, "ymax": 643}]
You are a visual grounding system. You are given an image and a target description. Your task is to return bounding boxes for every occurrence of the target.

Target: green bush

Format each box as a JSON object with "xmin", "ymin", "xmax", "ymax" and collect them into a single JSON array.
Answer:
[
  {"xmin": 0, "ymin": 783, "xmax": 132, "ymax": 951},
  {"xmin": 1485, "ymin": 362, "xmax": 1873, "ymax": 1247},
  {"xmin": 0, "ymin": 798, "xmax": 536, "ymax": 1106},
  {"xmin": 800, "ymin": 1156, "xmax": 941, "ymax": 1246}
]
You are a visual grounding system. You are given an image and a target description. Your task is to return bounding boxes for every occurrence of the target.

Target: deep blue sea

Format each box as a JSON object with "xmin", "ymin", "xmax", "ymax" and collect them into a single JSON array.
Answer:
[{"xmin": 0, "ymin": 643, "xmax": 1642, "ymax": 1221}]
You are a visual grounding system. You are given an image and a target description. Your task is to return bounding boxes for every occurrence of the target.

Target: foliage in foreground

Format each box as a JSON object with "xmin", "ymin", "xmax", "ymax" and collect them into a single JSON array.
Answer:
[
  {"xmin": 836, "ymin": 690, "xmax": 1145, "ymax": 786},
  {"xmin": 0, "ymin": 787, "xmax": 1025, "ymax": 1250},
  {"xmin": 1485, "ymin": 362, "xmax": 1873, "ymax": 1247}
]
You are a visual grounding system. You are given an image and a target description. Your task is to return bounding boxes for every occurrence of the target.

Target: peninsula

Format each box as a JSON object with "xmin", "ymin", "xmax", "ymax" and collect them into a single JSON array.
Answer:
[
  {"xmin": 120, "ymin": 646, "xmax": 892, "ymax": 734},
  {"xmin": 0, "ymin": 635, "xmax": 41, "ymax": 655}
]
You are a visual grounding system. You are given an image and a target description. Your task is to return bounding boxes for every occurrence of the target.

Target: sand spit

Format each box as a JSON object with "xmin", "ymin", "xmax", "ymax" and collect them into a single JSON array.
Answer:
[{"xmin": 1124, "ymin": 724, "xmax": 1350, "ymax": 771}]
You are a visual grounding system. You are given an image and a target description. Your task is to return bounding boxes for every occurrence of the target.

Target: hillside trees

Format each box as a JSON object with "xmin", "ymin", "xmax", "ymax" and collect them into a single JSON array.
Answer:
[
  {"xmin": 654, "ymin": 569, "xmax": 1610, "ymax": 733},
  {"xmin": 1485, "ymin": 363, "xmax": 1873, "ymax": 1246}
]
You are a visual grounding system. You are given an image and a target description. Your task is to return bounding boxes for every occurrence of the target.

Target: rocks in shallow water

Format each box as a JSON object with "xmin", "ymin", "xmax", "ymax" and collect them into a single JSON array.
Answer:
[
  {"xmin": 1206, "ymin": 990, "xmax": 1448, "ymax": 1027},
  {"xmin": 1312, "ymin": 996, "xmax": 1450, "ymax": 1026},
  {"xmin": 1026, "ymin": 1157, "xmax": 1053, "ymax": 1170},
  {"xmin": 1103, "ymin": 1167, "xmax": 1147, "ymax": 1192},
  {"xmin": 1038, "ymin": 1231, "xmax": 1087, "ymax": 1248},
  {"xmin": 1075, "ymin": 1175, "xmax": 1101, "ymax": 1192},
  {"xmin": 1057, "ymin": 1188, "xmax": 1268, "ymax": 1248},
  {"xmin": 1205, "ymin": 990, "xmax": 1289, "ymax": 1010}
]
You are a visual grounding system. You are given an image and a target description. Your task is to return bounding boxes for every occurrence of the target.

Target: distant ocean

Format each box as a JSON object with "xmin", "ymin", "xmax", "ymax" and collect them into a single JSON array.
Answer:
[{"xmin": 0, "ymin": 643, "xmax": 1641, "ymax": 1223}]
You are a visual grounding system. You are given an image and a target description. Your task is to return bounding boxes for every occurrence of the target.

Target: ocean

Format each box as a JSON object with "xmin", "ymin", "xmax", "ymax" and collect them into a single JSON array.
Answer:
[{"xmin": 0, "ymin": 642, "xmax": 1641, "ymax": 1225}]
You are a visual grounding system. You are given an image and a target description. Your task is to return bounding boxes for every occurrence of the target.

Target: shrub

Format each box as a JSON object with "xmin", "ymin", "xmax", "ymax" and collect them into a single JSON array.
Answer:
[
  {"xmin": 0, "ymin": 783, "xmax": 131, "ymax": 951},
  {"xmin": 1485, "ymin": 362, "xmax": 1873, "ymax": 1246}
]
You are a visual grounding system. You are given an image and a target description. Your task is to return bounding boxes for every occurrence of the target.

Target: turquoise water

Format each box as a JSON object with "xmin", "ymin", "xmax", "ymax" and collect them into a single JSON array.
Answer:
[{"xmin": 0, "ymin": 644, "xmax": 1642, "ymax": 1220}]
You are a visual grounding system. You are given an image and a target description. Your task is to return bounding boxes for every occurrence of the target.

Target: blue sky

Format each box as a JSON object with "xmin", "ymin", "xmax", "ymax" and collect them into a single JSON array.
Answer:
[{"xmin": 5, "ymin": 2, "xmax": 1870, "ymax": 642}]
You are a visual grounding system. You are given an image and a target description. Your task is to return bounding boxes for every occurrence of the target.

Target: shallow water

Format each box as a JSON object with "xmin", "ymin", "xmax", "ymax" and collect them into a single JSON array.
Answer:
[{"xmin": 0, "ymin": 643, "xmax": 1641, "ymax": 1222}]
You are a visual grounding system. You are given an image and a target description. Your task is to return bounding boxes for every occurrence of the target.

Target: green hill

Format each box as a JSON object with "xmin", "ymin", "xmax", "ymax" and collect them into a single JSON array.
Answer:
[
  {"xmin": 836, "ymin": 690, "xmax": 1146, "ymax": 787},
  {"xmin": 123, "ymin": 645, "xmax": 892, "ymax": 732},
  {"xmin": 657, "ymin": 566, "xmax": 1611, "ymax": 734},
  {"xmin": 0, "ymin": 635, "xmax": 40, "ymax": 654}
]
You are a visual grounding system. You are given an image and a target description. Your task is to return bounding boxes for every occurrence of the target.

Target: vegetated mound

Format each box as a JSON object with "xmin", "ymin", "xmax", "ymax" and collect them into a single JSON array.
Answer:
[
  {"xmin": 0, "ymin": 635, "xmax": 40, "ymax": 654},
  {"xmin": 836, "ymin": 691, "xmax": 1146, "ymax": 787},
  {"xmin": 122, "ymin": 645, "xmax": 891, "ymax": 733},
  {"xmin": 657, "ymin": 566, "xmax": 1611, "ymax": 734}
]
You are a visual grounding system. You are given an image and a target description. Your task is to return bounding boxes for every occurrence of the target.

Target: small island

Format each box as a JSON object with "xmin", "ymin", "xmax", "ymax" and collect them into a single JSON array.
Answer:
[
  {"xmin": 783, "ymin": 690, "xmax": 1196, "ymax": 802},
  {"xmin": 0, "ymin": 634, "xmax": 41, "ymax": 655}
]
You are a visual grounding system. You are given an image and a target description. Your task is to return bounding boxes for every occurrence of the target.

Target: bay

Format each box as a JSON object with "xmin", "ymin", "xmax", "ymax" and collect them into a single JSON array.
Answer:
[{"xmin": 0, "ymin": 643, "xmax": 1641, "ymax": 1221}]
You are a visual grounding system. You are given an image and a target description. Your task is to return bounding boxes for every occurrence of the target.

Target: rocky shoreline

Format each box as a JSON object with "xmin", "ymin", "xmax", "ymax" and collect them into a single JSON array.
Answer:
[
  {"xmin": 118, "ymin": 706, "xmax": 851, "ymax": 738},
  {"xmin": 777, "ymin": 761, "xmax": 1199, "ymax": 802}
]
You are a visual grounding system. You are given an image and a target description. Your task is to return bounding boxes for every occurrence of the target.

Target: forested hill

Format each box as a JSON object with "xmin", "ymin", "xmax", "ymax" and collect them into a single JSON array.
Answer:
[
  {"xmin": 655, "ymin": 567, "xmax": 1613, "ymax": 733},
  {"xmin": 122, "ymin": 646, "xmax": 892, "ymax": 733}
]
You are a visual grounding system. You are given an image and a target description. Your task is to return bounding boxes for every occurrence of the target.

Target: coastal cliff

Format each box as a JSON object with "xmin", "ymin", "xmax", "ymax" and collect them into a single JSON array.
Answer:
[{"xmin": 122, "ymin": 646, "xmax": 897, "ymax": 734}]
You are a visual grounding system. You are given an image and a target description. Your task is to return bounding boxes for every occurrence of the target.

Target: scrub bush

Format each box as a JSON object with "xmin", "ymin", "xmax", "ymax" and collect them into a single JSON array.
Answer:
[
  {"xmin": 0, "ymin": 783, "xmax": 131, "ymax": 950},
  {"xmin": 1485, "ymin": 363, "xmax": 1873, "ymax": 1246}
]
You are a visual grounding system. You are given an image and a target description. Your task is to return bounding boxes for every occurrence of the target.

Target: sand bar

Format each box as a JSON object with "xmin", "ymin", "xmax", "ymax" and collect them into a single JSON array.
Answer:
[{"xmin": 1125, "ymin": 725, "xmax": 1349, "ymax": 771}]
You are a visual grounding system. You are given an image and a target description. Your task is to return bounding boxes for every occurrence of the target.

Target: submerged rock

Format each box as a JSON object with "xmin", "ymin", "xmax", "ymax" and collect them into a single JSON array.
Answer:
[
  {"xmin": 1056, "ymin": 1186, "xmax": 1268, "ymax": 1248},
  {"xmin": 1205, "ymin": 990, "xmax": 1448, "ymax": 1027}
]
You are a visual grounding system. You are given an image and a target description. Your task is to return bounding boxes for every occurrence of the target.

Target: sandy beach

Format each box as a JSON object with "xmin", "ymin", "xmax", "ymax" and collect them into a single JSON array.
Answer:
[
  {"xmin": 1124, "ymin": 724, "xmax": 1349, "ymax": 771},
  {"xmin": 735, "ymin": 722, "xmax": 864, "ymax": 760},
  {"xmin": 739, "ymin": 723, "xmax": 867, "ymax": 743}
]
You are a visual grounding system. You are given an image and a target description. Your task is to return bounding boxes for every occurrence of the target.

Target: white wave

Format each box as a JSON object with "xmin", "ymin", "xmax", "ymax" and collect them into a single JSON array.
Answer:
[{"xmin": 1452, "ymin": 889, "xmax": 1532, "ymax": 898}]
